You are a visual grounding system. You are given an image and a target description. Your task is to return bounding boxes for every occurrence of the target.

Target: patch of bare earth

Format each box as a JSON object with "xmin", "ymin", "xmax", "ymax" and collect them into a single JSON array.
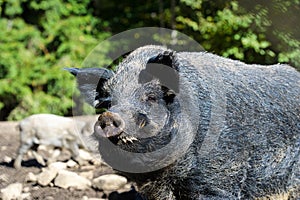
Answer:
[{"xmin": 0, "ymin": 118, "xmax": 135, "ymax": 200}]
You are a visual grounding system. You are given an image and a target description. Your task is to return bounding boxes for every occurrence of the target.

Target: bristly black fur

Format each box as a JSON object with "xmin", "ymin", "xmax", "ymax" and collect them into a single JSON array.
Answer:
[{"xmin": 69, "ymin": 45, "xmax": 300, "ymax": 200}]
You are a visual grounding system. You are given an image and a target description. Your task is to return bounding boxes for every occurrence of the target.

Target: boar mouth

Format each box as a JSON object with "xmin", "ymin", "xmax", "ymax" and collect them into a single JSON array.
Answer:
[
  {"xmin": 114, "ymin": 132, "xmax": 138, "ymax": 144},
  {"xmin": 94, "ymin": 112, "xmax": 138, "ymax": 144}
]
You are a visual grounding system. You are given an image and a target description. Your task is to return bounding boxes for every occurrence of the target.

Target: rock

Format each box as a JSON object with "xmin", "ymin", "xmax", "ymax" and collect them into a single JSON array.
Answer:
[
  {"xmin": 90, "ymin": 156, "xmax": 103, "ymax": 166},
  {"xmin": 1, "ymin": 146, "xmax": 7, "ymax": 151},
  {"xmin": 33, "ymin": 163, "xmax": 65, "ymax": 186},
  {"xmin": 92, "ymin": 174, "xmax": 127, "ymax": 191},
  {"xmin": 82, "ymin": 196, "xmax": 89, "ymax": 200},
  {"xmin": 66, "ymin": 159, "xmax": 78, "ymax": 168},
  {"xmin": 37, "ymin": 168, "xmax": 58, "ymax": 186},
  {"xmin": 80, "ymin": 165, "xmax": 96, "ymax": 171},
  {"xmin": 21, "ymin": 192, "xmax": 31, "ymax": 200},
  {"xmin": 48, "ymin": 161, "xmax": 67, "ymax": 171},
  {"xmin": 79, "ymin": 171, "xmax": 94, "ymax": 180},
  {"xmin": 32, "ymin": 186, "xmax": 40, "ymax": 191},
  {"xmin": 25, "ymin": 172, "xmax": 37, "ymax": 183},
  {"xmin": 0, "ymin": 174, "xmax": 9, "ymax": 183},
  {"xmin": 1, "ymin": 182, "xmax": 23, "ymax": 200},
  {"xmin": 51, "ymin": 149, "xmax": 61, "ymax": 158},
  {"xmin": 32, "ymin": 151, "xmax": 46, "ymax": 166},
  {"xmin": 37, "ymin": 144, "xmax": 54, "ymax": 159},
  {"xmin": 46, "ymin": 149, "xmax": 62, "ymax": 165},
  {"xmin": 54, "ymin": 170, "xmax": 91, "ymax": 190},
  {"xmin": 27, "ymin": 151, "xmax": 33, "ymax": 157},
  {"xmin": 74, "ymin": 149, "xmax": 94, "ymax": 166},
  {"xmin": 78, "ymin": 149, "xmax": 93, "ymax": 161},
  {"xmin": 117, "ymin": 184, "xmax": 134, "ymax": 193},
  {"xmin": 37, "ymin": 144, "xmax": 53, "ymax": 152},
  {"xmin": 3, "ymin": 156, "xmax": 12, "ymax": 163},
  {"xmin": 23, "ymin": 187, "xmax": 30, "ymax": 193}
]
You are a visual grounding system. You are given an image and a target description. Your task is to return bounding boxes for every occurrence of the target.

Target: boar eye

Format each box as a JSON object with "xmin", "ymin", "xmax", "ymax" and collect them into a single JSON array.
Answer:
[{"xmin": 147, "ymin": 94, "xmax": 157, "ymax": 102}]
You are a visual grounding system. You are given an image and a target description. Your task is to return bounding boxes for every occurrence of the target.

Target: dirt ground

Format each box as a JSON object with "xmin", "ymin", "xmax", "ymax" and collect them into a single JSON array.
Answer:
[{"xmin": 0, "ymin": 118, "xmax": 135, "ymax": 200}]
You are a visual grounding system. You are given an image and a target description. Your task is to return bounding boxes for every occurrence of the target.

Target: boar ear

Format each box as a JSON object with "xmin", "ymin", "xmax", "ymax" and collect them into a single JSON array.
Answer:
[
  {"xmin": 65, "ymin": 67, "xmax": 79, "ymax": 76},
  {"xmin": 147, "ymin": 50, "xmax": 176, "ymax": 69},
  {"xmin": 64, "ymin": 67, "xmax": 114, "ymax": 81},
  {"xmin": 140, "ymin": 50, "xmax": 179, "ymax": 93},
  {"xmin": 64, "ymin": 67, "xmax": 114, "ymax": 109},
  {"xmin": 162, "ymin": 86, "xmax": 176, "ymax": 104}
]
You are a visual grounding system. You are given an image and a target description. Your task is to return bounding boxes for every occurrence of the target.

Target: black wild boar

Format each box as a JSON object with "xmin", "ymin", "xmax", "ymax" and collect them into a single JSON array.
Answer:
[{"xmin": 67, "ymin": 45, "xmax": 300, "ymax": 200}]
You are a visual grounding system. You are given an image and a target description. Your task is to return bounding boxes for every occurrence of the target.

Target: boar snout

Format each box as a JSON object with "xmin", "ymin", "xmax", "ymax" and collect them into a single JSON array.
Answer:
[{"xmin": 94, "ymin": 111, "xmax": 125, "ymax": 138}]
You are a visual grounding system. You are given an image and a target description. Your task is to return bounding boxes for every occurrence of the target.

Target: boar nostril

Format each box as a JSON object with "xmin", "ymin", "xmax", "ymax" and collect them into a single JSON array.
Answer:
[
  {"xmin": 113, "ymin": 121, "xmax": 120, "ymax": 128},
  {"xmin": 100, "ymin": 123, "xmax": 106, "ymax": 129}
]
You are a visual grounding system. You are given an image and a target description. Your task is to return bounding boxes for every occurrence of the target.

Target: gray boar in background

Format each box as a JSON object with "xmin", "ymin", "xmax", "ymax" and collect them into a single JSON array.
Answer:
[
  {"xmin": 14, "ymin": 113, "xmax": 90, "ymax": 169},
  {"xmin": 67, "ymin": 45, "xmax": 300, "ymax": 200}
]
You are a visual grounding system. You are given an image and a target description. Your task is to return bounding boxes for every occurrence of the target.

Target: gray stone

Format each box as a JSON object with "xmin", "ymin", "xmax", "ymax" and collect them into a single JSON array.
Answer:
[
  {"xmin": 78, "ymin": 149, "xmax": 93, "ymax": 161},
  {"xmin": 1, "ymin": 183, "xmax": 23, "ymax": 200},
  {"xmin": 3, "ymin": 156, "xmax": 12, "ymax": 163},
  {"xmin": 46, "ymin": 149, "xmax": 61, "ymax": 165},
  {"xmin": 79, "ymin": 171, "xmax": 94, "ymax": 180},
  {"xmin": 32, "ymin": 151, "xmax": 46, "ymax": 166},
  {"xmin": 80, "ymin": 165, "xmax": 96, "ymax": 171},
  {"xmin": 23, "ymin": 187, "xmax": 30, "ymax": 193},
  {"xmin": 25, "ymin": 172, "xmax": 37, "ymax": 183},
  {"xmin": 48, "ymin": 161, "xmax": 67, "ymax": 171},
  {"xmin": 92, "ymin": 174, "xmax": 127, "ymax": 191},
  {"xmin": 66, "ymin": 159, "xmax": 78, "ymax": 168},
  {"xmin": 0, "ymin": 174, "xmax": 9, "ymax": 183},
  {"xmin": 21, "ymin": 192, "xmax": 31, "ymax": 200},
  {"xmin": 54, "ymin": 170, "xmax": 91, "ymax": 190},
  {"xmin": 89, "ymin": 157, "xmax": 103, "ymax": 166},
  {"xmin": 1, "ymin": 146, "xmax": 7, "ymax": 151},
  {"xmin": 37, "ymin": 168, "xmax": 58, "ymax": 186},
  {"xmin": 45, "ymin": 197, "xmax": 54, "ymax": 200}
]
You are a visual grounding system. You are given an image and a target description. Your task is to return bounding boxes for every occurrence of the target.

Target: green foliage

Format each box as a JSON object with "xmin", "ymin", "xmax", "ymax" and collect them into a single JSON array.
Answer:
[
  {"xmin": 176, "ymin": 1, "xmax": 275, "ymax": 64},
  {"xmin": 0, "ymin": 0, "xmax": 110, "ymax": 120},
  {"xmin": 176, "ymin": 0, "xmax": 299, "ymax": 68},
  {"xmin": 0, "ymin": 0, "xmax": 299, "ymax": 121},
  {"xmin": 94, "ymin": 0, "xmax": 299, "ymax": 68},
  {"xmin": 276, "ymin": 31, "xmax": 300, "ymax": 67}
]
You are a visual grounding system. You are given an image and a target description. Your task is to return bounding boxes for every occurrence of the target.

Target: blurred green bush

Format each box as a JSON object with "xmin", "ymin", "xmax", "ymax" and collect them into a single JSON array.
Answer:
[
  {"xmin": 176, "ymin": 0, "xmax": 300, "ymax": 67},
  {"xmin": 0, "ymin": 0, "xmax": 110, "ymax": 120},
  {"xmin": 0, "ymin": 0, "xmax": 299, "ymax": 120},
  {"xmin": 94, "ymin": 0, "xmax": 299, "ymax": 68}
]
